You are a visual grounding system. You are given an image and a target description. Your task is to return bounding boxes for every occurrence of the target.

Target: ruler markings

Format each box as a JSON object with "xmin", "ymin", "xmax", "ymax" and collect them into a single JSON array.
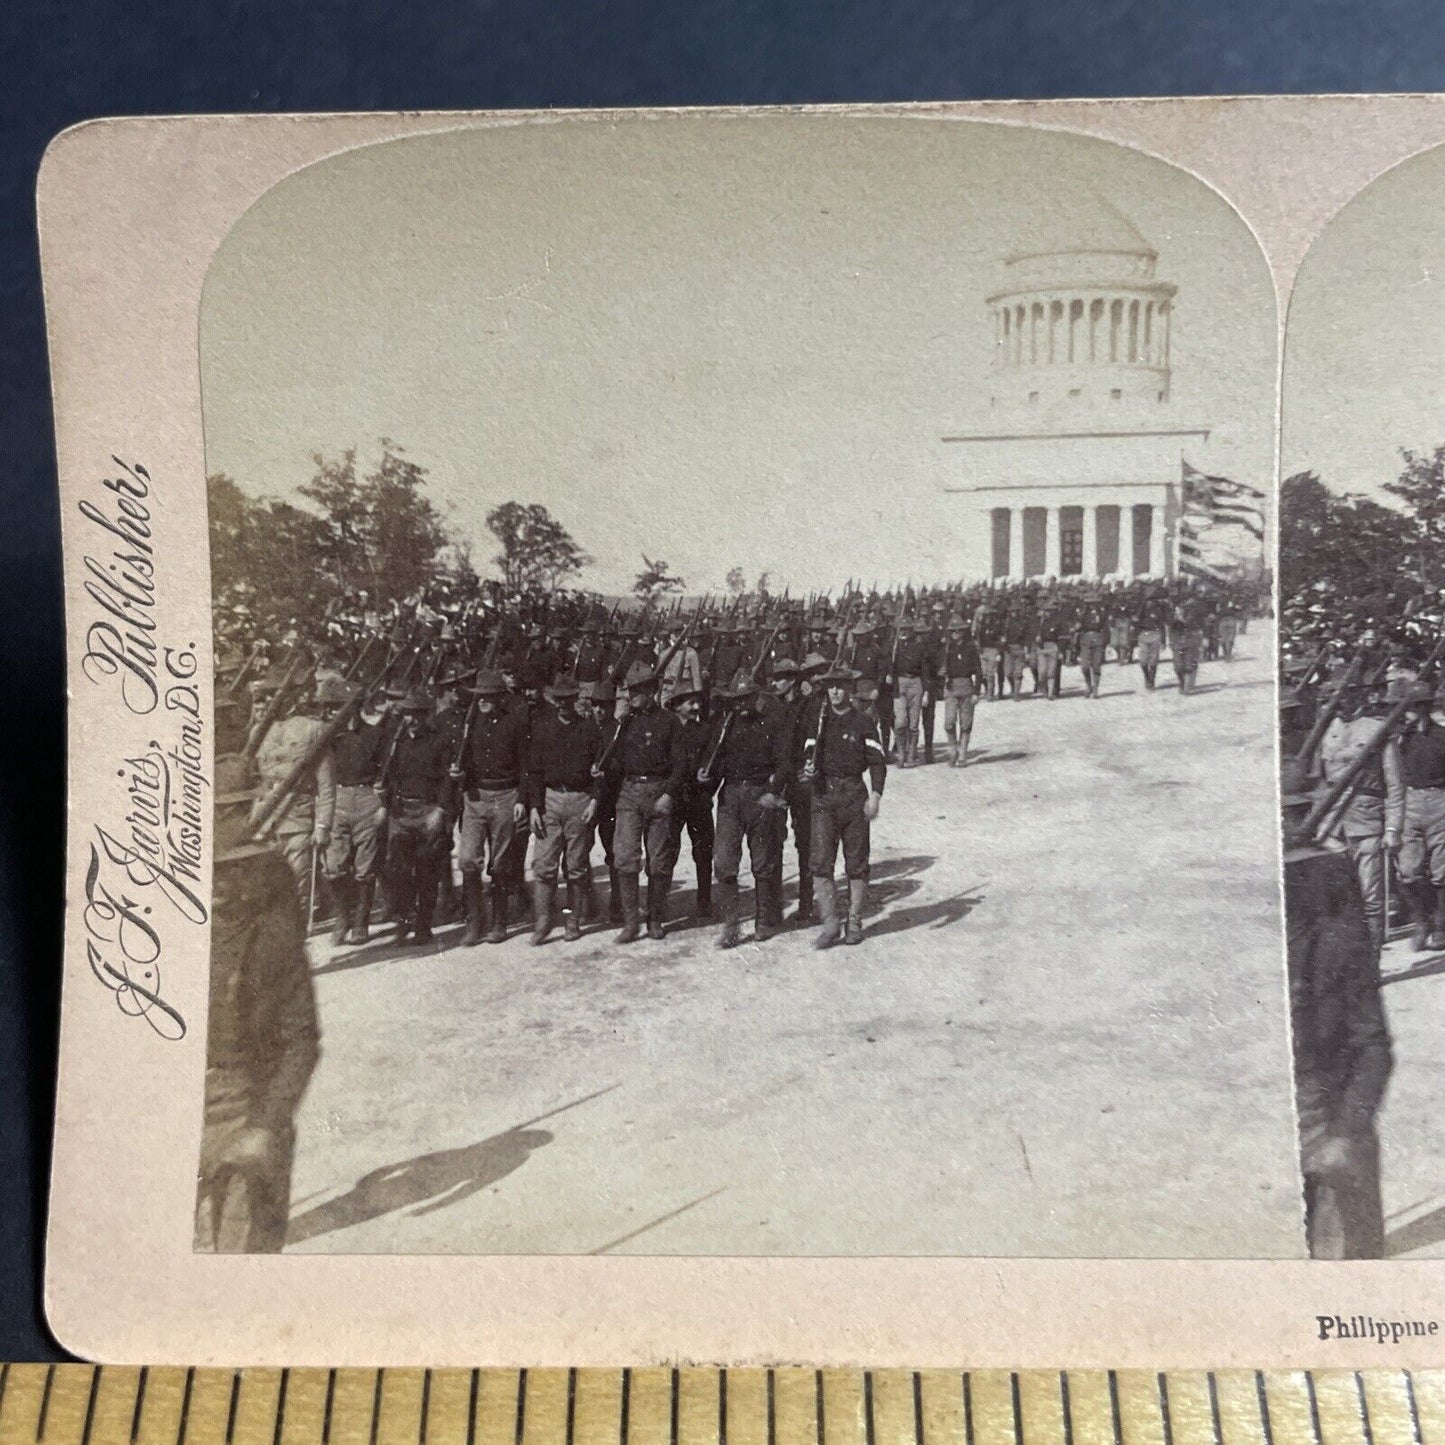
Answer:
[
  {"xmin": 677, "ymin": 1368, "xmax": 718, "ymax": 1445},
  {"xmin": 0, "ymin": 1372, "xmax": 1444, "ymax": 1445},
  {"xmin": 871, "ymin": 1367, "xmax": 916, "ymax": 1445},
  {"xmin": 820, "ymin": 1372, "xmax": 865, "ymax": 1445},
  {"xmin": 1360, "ymin": 1376, "xmax": 1416, "ymax": 1445}
]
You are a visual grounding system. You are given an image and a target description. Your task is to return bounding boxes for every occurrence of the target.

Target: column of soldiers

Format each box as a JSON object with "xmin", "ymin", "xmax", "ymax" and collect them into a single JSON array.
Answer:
[{"xmin": 225, "ymin": 571, "xmax": 1258, "ymax": 963}]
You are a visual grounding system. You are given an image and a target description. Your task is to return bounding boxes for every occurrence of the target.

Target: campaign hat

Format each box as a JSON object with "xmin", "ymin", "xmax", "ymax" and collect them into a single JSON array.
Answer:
[
  {"xmin": 470, "ymin": 669, "xmax": 507, "ymax": 697},
  {"xmin": 666, "ymin": 686, "xmax": 705, "ymax": 710},
  {"xmin": 315, "ymin": 676, "xmax": 357, "ymax": 707},
  {"xmin": 800, "ymin": 651, "xmax": 830, "ymax": 676},
  {"xmin": 623, "ymin": 660, "xmax": 659, "ymax": 690},
  {"xmin": 769, "ymin": 657, "xmax": 800, "ymax": 678},
  {"xmin": 819, "ymin": 665, "xmax": 860, "ymax": 686},
  {"xmin": 545, "ymin": 674, "xmax": 581, "ymax": 702},
  {"xmin": 399, "ymin": 686, "xmax": 433, "ymax": 713}
]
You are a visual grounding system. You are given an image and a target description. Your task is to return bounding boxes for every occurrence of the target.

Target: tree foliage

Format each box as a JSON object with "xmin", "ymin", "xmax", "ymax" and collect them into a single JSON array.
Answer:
[
  {"xmin": 1279, "ymin": 469, "xmax": 1416, "ymax": 604},
  {"xmin": 634, "ymin": 554, "xmax": 684, "ymax": 602},
  {"xmin": 485, "ymin": 501, "xmax": 591, "ymax": 591}
]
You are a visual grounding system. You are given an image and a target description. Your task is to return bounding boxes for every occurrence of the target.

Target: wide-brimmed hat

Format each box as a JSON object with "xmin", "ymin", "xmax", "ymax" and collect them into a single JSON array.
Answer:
[
  {"xmin": 470, "ymin": 669, "xmax": 507, "ymax": 697},
  {"xmin": 545, "ymin": 675, "xmax": 581, "ymax": 702},
  {"xmin": 315, "ymin": 676, "xmax": 356, "ymax": 707},
  {"xmin": 623, "ymin": 660, "xmax": 659, "ymax": 690},
  {"xmin": 946, "ymin": 613, "xmax": 967, "ymax": 629},
  {"xmin": 770, "ymin": 658, "xmax": 800, "ymax": 678},
  {"xmin": 438, "ymin": 666, "xmax": 476, "ymax": 691},
  {"xmin": 591, "ymin": 678, "xmax": 618, "ymax": 704},
  {"xmin": 800, "ymin": 651, "xmax": 830, "ymax": 676},
  {"xmin": 399, "ymin": 687, "xmax": 433, "ymax": 713},
  {"xmin": 666, "ymin": 686, "xmax": 705, "ymax": 709},
  {"xmin": 819, "ymin": 665, "xmax": 860, "ymax": 686},
  {"xmin": 725, "ymin": 675, "xmax": 762, "ymax": 699}
]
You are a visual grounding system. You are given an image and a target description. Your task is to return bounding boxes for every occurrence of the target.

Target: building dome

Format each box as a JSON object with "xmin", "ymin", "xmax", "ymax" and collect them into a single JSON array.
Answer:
[{"xmin": 987, "ymin": 197, "xmax": 1177, "ymax": 410}]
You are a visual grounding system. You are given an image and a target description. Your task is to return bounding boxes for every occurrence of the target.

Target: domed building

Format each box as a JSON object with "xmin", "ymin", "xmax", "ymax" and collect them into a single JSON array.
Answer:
[{"xmin": 943, "ymin": 199, "xmax": 1207, "ymax": 581}]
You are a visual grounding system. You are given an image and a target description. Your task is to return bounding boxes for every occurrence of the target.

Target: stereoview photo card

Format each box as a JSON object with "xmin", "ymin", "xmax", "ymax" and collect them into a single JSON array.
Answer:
[{"xmin": 38, "ymin": 97, "xmax": 1445, "ymax": 1366}]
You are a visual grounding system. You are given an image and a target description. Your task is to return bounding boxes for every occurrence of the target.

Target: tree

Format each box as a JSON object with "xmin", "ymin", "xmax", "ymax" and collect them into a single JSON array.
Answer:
[
  {"xmin": 725, "ymin": 566, "xmax": 746, "ymax": 596},
  {"xmin": 486, "ymin": 501, "xmax": 591, "ymax": 591},
  {"xmin": 298, "ymin": 440, "xmax": 452, "ymax": 603},
  {"xmin": 1279, "ymin": 469, "xmax": 1415, "ymax": 604},
  {"xmin": 634, "ymin": 554, "xmax": 684, "ymax": 603}
]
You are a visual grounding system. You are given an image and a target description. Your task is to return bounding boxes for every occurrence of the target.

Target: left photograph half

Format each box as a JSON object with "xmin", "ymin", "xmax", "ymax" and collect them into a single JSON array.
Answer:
[{"xmin": 196, "ymin": 114, "xmax": 1293, "ymax": 1260}]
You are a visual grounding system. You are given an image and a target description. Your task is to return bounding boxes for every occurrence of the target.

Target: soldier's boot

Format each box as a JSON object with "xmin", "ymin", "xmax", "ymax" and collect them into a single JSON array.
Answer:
[
  {"xmin": 693, "ymin": 854, "xmax": 713, "ymax": 920},
  {"xmin": 330, "ymin": 876, "xmax": 354, "ymax": 944},
  {"xmin": 844, "ymin": 878, "xmax": 867, "ymax": 946},
  {"xmin": 391, "ymin": 876, "xmax": 416, "ymax": 942},
  {"xmin": 460, "ymin": 873, "xmax": 486, "ymax": 947},
  {"xmin": 716, "ymin": 879, "xmax": 741, "ymax": 950},
  {"xmin": 954, "ymin": 728, "xmax": 972, "ymax": 767},
  {"xmin": 530, "ymin": 880, "xmax": 555, "ymax": 946},
  {"xmin": 754, "ymin": 879, "xmax": 780, "ymax": 942},
  {"xmin": 616, "ymin": 874, "xmax": 642, "ymax": 944},
  {"xmin": 1366, "ymin": 913, "xmax": 1385, "ymax": 957},
  {"xmin": 348, "ymin": 879, "xmax": 375, "ymax": 945},
  {"xmin": 813, "ymin": 878, "xmax": 842, "ymax": 950},
  {"xmin": 485, "ymin": 884, "xmax": 508, "ymax": 944},
  {"xmin": 563, "ymin": 879, "xmax": 584, "ymax": 941},
  {"xmin": 1408, "ymin": 881, "xmax": 1433, "ymax": 950},
  {"xmin": 795, "ymin": 872, "xmax": 816, "ymax": 925},
  {"xmin": 1430, "ymin": 888, "xmax": 1445, "ymax": 951},
  {"xmin": 412, "ymin": 874, "xmax": 436, "ymax": 945},
  {"xmin": 646, "ymin": 873, "xmax": 670, "ymax": 941},
  {"xmin": 580, "ymin": 873, "xmax": 599, "ymax": 924},
  {"xmin": 607, "ymin": 867, "xmax": 625, "ymax": 924}
]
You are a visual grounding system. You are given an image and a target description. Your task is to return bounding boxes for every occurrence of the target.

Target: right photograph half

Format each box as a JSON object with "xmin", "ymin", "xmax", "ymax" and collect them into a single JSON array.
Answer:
[{"xmin": 1281, "ymin": 140, "xmax": 1445, "ymax": 1262}]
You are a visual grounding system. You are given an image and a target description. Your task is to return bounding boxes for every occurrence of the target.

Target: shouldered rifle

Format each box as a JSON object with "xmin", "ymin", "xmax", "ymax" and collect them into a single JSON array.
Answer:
[
  {"xmin": 225, "ymin": 641, "xmax": 265, "ymax": 698},
  {"xmin": 451, "ymin": 622, "xmax": 508, "ymax": 776},
  {"xmin": 241, "ymin": 645, "xmax": 312, "ymax": 760},
  {"xmin": 1293, "ymin": 652, "xmax": 1366, "ymax": 772},
  {"xmin": 250, "ymin": 652, "xmax": 391, "ymax": 840}
]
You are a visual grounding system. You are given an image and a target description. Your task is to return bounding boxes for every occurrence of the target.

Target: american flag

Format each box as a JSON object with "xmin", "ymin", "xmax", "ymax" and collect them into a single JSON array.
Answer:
[{"xmin": 1182, "ymin": 460, "xmax": 1266, "ymax": 539}]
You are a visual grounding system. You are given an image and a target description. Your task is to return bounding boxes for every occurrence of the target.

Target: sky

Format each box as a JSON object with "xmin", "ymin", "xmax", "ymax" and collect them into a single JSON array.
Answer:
[
  {"xmin": 1284, "ymin": 141, "xmax": 1445, "ymax": 499},
  {"xmin": 201, "ymin": 113, "xmax": 1277, "ymax": 596}
]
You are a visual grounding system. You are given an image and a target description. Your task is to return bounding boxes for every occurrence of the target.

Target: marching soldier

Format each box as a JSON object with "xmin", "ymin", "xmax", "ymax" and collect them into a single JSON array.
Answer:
[
  {"xmin": 888, "ymin": 618, "xmax": 930, "ymax": 767},
  {"xmin": 803, "ymin": 665, "xmax": 887, "ymax": 948},
  {"xmin": 1033, "ymin": 600, "xmax": 1063, "ymax": 701},
  {"xmin": 1317, "ymin": 676, "xmax": 1404, "ymax": 954},
  {"xmin": 592, "ymin": 677, "xmax": 626, "ymax": 924},
  {"xmin": 1396, "ymin": 683, "xmax": 1445, "ymax": 950},
  {"xmin": 252, "ymin": 673, "xmax": 336, "ymax": 910},
  {"xmin": 1136, "ymin": 586, "xmax": 1169, "ymax": 691},
  {"xmin": 704, "ymin": 675, "xmax": 790, "ymax": 947},
  {"xmin": 1170, "ymin": 592, "xmax": 1206, "ymax": 696},
  {"xmin": 1075, "ymin": 590, "xmax": 1108, "ymax": 699},
  {"xmin": 322, "ymin": 677, "xmax": 386, "ymax": 946},
  {"xmin": 666, "ymin": 686, "xmax": 716, "ymax": 923},
  {"xmin": 941, "ymin": 614, "xmax": 984, "ymax": 766},
  {"xmin": 604, "ymin": 661, "xmax": 688, "ymax": 941},
  {"xmin": 1002, "ymin": 603, "xmax": 1031, "ymax": 701},
  {"xmin": 380, "ymin": 688, "xmax": 453, "ymax": 945},
  {"xmin": 658, "ymin": 620, "xmax": 704, "ymax": 704},
  {"xmin": 451, "ymin": 669, "xmax": 529, "ymax": 946},
  {"xmin": 525, "ymin": 674, "xmax": 604, "ymax": 943}
]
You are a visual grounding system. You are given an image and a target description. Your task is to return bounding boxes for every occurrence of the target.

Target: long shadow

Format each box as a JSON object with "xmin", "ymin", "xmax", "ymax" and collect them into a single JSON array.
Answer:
[
  {"xmin": 1380, "ymin": 953, "xmax": 1445, "ymax": 987},
  {"xmin": 869, "ymin": 854, "xmax": 936, "ymax": 883},
  {"xmin": 312, "ymin": 926, "xmax": 459, "ymax": 978},
  {"xmin": 287, "ymin": 1126, "xmax": 553, "ymax": 1244},
  {"xmin": 963, "ymin": 749, "xmax": 1030, "ymax": 767},
  {"xmin": 1387, "ymin": 1201, "xmax": 1445, "ymax": 1258},
  {"xmin": 286, "ymin": 1084, "xmax": 617, "ymax": 1245},
  {"xmin": 865, "ymin": 889, "xmax": 986, "ymax": 939}
]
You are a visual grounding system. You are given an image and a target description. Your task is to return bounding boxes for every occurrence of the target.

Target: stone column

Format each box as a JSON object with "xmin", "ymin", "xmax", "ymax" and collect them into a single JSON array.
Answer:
[
  {"xmin": 1148, "ymin": 504, "xmax": 1166, "ymax": 576},
  {"xmin": 1081, "ymin": 504, "xmax": 1098, "ymax": 579},
  {"xmin": 1008, "ymin": 507, "xmax": 1024, "ymax": 578},
  {"xmin": 1122, "ymin": 502, "xmax": 1137, "ymax": 577},
  {"xmin": 1044, "ymin": 507, "xmax": 1061, "ymax": 578}
]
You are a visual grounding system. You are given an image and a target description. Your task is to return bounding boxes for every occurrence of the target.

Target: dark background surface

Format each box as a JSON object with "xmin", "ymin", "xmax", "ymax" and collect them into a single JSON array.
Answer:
[{"xmin": 2, "ymin": 0, "xmax": 1443, "ymax": 1363}]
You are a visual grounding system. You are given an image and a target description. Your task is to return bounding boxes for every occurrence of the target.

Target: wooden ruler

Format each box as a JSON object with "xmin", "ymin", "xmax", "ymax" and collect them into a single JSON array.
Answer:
[{"xmin": 0, "ymin": 1368, "xmax": 1439, "ymax": 1445}]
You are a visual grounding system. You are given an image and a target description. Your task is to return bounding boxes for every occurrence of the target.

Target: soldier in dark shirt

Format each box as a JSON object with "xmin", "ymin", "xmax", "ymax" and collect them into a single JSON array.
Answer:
[
  {"xmin": 603, "ymin": 662, "xmax": 689, "ymax": 941},
  {"xmin": 380, "ymin": 688, "xmax": 453, "ymax": 945},
  {"xmin": 888, "ymin": 619, "xmax": 931, "ymax": 767},
  {"xmin": 322, "ymin": 678, "xmax": 386, "ymax": 945},
  {"xmin": 524, "ymin": 675, "xmax": 603, "ymax": 943},
  {"xmin": 976, "ymin": 604, "xmax": 1004, "ymax": 701},
  {"xmin": 1003, "ymin": 604, "xmax": 1033, "ymax": 700},
  {"xmin": 1170, "ymin": 594, "xmax": 1206, "ymax": 696},
  {"xmin": 591, "ymin": 677, "xmax": 625, "ymax": 925},
  {"xmin": 450, "ymin": 669, "xmax": 529, "ymax": 946},
  {"xmin": 1075, "ymin": 592, "xmax": 1108, "ymax": 699},
  {"xmin": 665, "ymin": 687, "xmax": 716, "ymax": 926},
  {"xmin": 850, "ymin": 621, "xmax": 891, "ymax": 758},
  {"xmin": 704, "ymin": 676, "xmax": 791, "ymax": 948},
  {"xmin": 1033, "ymin": 603, "xmax": 1064, "ymax": 702},
  {"xmin": 571, "ymin": 622, "xmax": 608, "ymax": 684},
  {"xmin": 1135, "ymin": 590, "xmax": 1169, "ymax": 691},
  {"xmin": 708, "ymin": 624, "xmax": 747, "ymax": 696},
  {"xmin": 941, "ymin": 615, "xmax": 984, "ymax": 765},
  {"xmin": 803, "ymin": 665, "xmax": 888, "ymax": 948}
]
